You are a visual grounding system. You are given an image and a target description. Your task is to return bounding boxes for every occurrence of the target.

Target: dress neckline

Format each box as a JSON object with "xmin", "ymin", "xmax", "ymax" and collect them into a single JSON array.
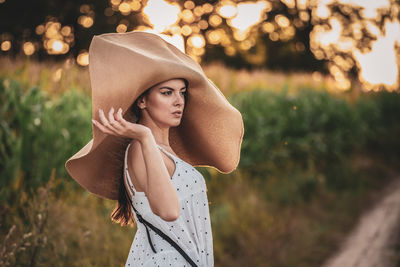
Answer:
[
  {"xmin": 125, "ymin": 142, "xmax": 188, "ymax": 165},
  {"xmin": 155, "ymin": 144, "xmax": 193, "ymax": 167},
  {"xmin": 155, "ymin": 144, "xmax": 180, "ymax": 160}
]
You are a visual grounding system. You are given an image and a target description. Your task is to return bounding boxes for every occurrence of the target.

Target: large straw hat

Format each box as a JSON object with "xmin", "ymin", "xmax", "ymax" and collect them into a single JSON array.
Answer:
[{"xmin": 65, "ymin": 31, "xmax": 244, "ymax": 200}]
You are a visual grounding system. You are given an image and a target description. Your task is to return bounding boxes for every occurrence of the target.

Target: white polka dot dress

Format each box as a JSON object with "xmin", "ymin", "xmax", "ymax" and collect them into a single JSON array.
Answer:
[{"xmin": 123, "ymin": 143, "xmax": 214, "ymax": 267}]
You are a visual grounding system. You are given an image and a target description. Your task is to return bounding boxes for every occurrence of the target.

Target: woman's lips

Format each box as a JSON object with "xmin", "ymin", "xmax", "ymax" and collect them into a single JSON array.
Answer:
[{"xmin": 172, "ymin": 112, "xmax": 182, "ymax": 117}]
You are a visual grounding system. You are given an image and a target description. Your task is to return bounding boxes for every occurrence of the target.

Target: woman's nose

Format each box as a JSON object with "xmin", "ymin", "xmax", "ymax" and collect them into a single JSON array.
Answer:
[{"xmin": 174, "ymin": 92, "xmax": 184, "ymax": 105}]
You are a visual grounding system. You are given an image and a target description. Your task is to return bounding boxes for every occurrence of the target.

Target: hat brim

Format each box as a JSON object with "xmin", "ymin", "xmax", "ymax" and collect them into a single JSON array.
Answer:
[{"xmin": 65, "ymin": 32, "xmax": 244, "ymax": 200}]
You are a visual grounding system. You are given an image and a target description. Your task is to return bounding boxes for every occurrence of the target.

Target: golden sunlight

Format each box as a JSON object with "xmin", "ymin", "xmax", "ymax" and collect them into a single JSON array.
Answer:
[
  {"xmin": 23, "ymin": 42, "xmax": 35, "ymax": 56},
  {"xmin": 229, "ymin": 1, "xmax": 268, "ymax": 32},
  {"xmin": 134, "ymin": 27, "xmax": 185, "ymax": 53},
  {"xmin": 119, "ymin": 2, "xmax": 132, "ymax": 15},
  {"xmin": 217, "ymin": 1, "xmax": 237, "ymax": 19},
  {"xmin": 36, "ymin": 20, "xmax": 74, "ymax": 55},
  {"xmin": 78, "ymin": 16, "xmax": 94, "ymax": 28},
  {"xmin": 354, "ymin": 21, "xmax": 400, "ymax": 90},
  {"xmin": 311, "ymin": 18, "xmax": 342, "ymax": 48},
  {"xmin": 142, "ymin": 0, "xmax": 180, "ymax": 32},
  {"xmin": 128, "ymin": 0, "xmax": 399, "ymax": 90},
  {"xmin": 130, "ymin": 1, "xmax": 141, "ymax": 11},
  {"xmin": 188, "ymin": 34, "xmax": 205, "ymax": 48},
  {"xmin": 337, "ymin": 0, "xmax": 390, "ymax": 18},
  {"xmin": 1, "ymin": 40, "xmax": 11, "ymax": 51},
  {"xmin": 209, "ymin": 14, "xmax": 222, "ymax": 27},
  {"xmin": 50, "ymin": 40, "xmax": 64, "ymax": 52},
  {"xmin": 311, "ymin": 0, "xmax": 399, "ymax": 90},
  {"xmin": 77, "ymin": 51, "xmax": 89, "ymax": 66}
]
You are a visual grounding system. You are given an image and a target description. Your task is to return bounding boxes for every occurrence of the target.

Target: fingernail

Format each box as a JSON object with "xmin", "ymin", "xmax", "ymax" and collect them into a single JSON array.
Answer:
[
  {"xmin": 92, "ymin": 119, "xmax": 95, "ymax": 124},
  {"xmin": 118, "ymin": 108, "xmax": 122, "ymax": 112}
]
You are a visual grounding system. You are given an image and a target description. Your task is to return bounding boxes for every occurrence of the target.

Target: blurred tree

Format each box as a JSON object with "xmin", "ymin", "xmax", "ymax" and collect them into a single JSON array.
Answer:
[
  {"xmin": 309, "ymin": 0, "xmax": 400, "ymax": 90},
  {"xmin": 0, "ymin": 0, "xmax": 324, "ymax": 71},
  {"xmin": 0, "ymin": 0, "xmax": 399, "ymax": 88},
  {"xmin": 0, "ymin": 0, "xmax": 111, "ymax": 60},
  {"xmin": 201, "ymin": 0, "xmax": 326, "ymax": 72}
]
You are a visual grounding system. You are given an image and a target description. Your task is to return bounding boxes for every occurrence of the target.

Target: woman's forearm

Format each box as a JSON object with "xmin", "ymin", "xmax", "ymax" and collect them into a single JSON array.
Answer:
[{"xmin": 139, "ymin": 132, "xmax": 180, "ymax": 221}]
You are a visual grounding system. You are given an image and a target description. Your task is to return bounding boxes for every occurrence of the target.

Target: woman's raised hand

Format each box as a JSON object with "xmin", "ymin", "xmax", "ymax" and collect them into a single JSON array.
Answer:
[{"xmin": 92, "ymin": 107, "xmax": 150, "ymax": 141}]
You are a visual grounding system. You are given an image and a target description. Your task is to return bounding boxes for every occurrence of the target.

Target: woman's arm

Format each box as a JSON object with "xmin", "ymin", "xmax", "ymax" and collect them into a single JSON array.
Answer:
[
  {"xmin": 133, "ymin": 131, "xmax": 180, "ymax": 221},
  {"xmin": 92, "ymin": 107, "xmax": 180, "ymax": 221}
]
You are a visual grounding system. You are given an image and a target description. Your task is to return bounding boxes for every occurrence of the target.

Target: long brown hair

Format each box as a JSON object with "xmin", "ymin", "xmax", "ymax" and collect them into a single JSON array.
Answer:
[{"xmin": 110, "ymin": 78, "xmax": 189, "ymax": 226}]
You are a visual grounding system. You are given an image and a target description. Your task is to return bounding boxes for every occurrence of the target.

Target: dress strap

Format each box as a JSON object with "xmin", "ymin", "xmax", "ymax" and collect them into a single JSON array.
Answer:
[
  {"xmin": 122, "ymin": 147, "xmax": 157, "ymax": 254},
  {"xmin": 124, "ymin": 143, "xmax": 180, "ymax": 197},
  {"xmin": 156, "ymin": 144, "xmax": 180, "ymax": 161}
]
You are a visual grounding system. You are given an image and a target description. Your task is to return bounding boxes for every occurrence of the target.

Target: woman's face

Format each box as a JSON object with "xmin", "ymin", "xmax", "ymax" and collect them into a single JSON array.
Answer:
[{"xmin": 137, "ymin": 78, "xmax": 187, "ymax": 128}]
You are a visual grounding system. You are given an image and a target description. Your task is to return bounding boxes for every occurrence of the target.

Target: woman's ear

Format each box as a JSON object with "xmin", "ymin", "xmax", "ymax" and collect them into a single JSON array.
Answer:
[{"xmin": 137, "ymin": 95, "xmax": 146, "ymax": 109}]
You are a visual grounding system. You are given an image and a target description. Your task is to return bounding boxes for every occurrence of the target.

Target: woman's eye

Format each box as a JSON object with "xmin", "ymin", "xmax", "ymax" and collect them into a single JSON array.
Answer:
[{"xmin": 161, "ymin": 91, "xmax": 186, "ymax": 96}]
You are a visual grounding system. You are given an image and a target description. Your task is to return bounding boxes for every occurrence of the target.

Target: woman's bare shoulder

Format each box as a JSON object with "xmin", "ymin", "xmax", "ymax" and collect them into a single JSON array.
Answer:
[
  {"xmin": 127, "ymin": 139, "xmax": 147, "ymax": 192},
  {"xmin": 129, "ymin": 139, "xmax": 141, "ymax": 153},
  {"xmin": 128, "ymin": 140, "xmax": 145, "ymax": 168}
]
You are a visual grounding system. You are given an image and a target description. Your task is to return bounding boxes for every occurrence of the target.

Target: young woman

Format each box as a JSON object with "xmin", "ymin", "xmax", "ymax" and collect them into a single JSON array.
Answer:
[
  {"xmin": 92, "ymin": 78, "xmax": 215, "ymax": 266},
  {"xmin": 65, "ymin": 31, "xmax": 244, "ymax": 267}
]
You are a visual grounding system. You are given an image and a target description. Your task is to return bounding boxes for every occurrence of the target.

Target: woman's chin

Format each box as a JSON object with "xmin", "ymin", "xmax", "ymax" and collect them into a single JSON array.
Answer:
[{"xmin": 169, "ymin": 119, "xmax": 182, "ymax": 127}]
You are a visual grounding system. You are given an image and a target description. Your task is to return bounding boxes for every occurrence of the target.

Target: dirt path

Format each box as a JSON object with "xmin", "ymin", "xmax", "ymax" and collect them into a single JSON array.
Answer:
[{"xmin": 322, "ymin": 177, "xmax": 400, "ymax": 267}]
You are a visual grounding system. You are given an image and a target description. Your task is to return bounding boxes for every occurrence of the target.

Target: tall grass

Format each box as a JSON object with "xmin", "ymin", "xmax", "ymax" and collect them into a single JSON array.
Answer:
[
  {"xmin": 1, "ymin": 58, "xmax": 400, "ymax": 266},
  {"xmin": 0, "ymin": 174, "xmax": 133, "ymax": 266},
  {"xmin": 0, "ymin": 75, "xmax": 92, "ymax": 204}
]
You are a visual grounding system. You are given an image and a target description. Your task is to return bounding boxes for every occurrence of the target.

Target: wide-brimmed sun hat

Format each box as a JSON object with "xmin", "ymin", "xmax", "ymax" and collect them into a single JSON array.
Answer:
[{"xmin": 65, "ymin": 31, "xmax": 244, "ymax": 200}]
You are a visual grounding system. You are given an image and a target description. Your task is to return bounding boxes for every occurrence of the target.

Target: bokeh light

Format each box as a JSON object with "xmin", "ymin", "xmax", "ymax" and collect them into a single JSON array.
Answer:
[
  {"xmin": 229, "ymin": 1, "xmax": 268, "ymax": 32},
  {"xmin": 310, "ymin": 0, "xmax": 400, "ymax": 90},
  {"xmin": 34, "ymin": 20, "xmax": 74, "ymax": 55},
  {"xmin": 78, "ymin": 16, "xmax": 94, "ymax": 28},
  {"xmin": 217, "ymin": 2, "xmax": 237, "ymax": 19},
  {"xmin": 1, "ymin": 40, "xmax": 11, "ymax": 51},
  {"xmin": 142, "ymin": 0, "xmax": 180, "ymax": 32},
  {"xmin": 188, "ymin": 34, "xmax": 205, "ymax": 48},
  {"xmin": 116, "ymin": 23, "xmax": 128, "ymax": 33},
  {"xmin": 23, "ymin": 42, "xmax": 35, "ymax": 56},
  {"xmin": 354, "ymin": 21, "xmax": 400, "ymax": 90},
  {"xmin": 77, "ymin": 51, "xmax": 89, "ymax": 66},
  {"xmin": 3, "ymin": 0, "xmax": 398, "ymax": 91}
]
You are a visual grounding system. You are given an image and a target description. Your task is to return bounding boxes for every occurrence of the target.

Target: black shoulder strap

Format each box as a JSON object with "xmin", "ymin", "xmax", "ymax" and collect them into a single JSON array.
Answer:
[{"xmin": 124, "ymin": 185, "xmax": 198, "ymax": 267}]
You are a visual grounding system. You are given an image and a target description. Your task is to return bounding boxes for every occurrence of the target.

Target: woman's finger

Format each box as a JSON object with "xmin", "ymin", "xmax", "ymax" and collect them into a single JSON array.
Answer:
[
  {"xmin": 98, "ymin": 109, "xmax": 111, "ymax": 127},
  {"xmin": 98, "ymin": 109, "xmax": 119, "ymax": 134},
  {"xmin": 108, "ymin": 107, "xmax": 117, "ymax": 124},
  {"xmin": 115, "ymin": 108, "xmax": 126, "ymax": 124},
  {"xmin": 92, "ymin": 119, "xmax": 114, "ymax": 135},
  {"xmin": 108, "ymin": 107, "xmax": 125, "ymax": 131}
]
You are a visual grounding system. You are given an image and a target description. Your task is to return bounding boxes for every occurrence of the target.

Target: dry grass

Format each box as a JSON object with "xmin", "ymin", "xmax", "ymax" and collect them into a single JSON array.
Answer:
[
  {"xmin": 1, "ymin": 56, "xmax": 398, "ymax": 266},
  {"xmin": 0, "ymin": 56, "xmax": 342, "ymax": 99},
  {"xmin": 0, "ymin": 172, "xmax": 134, "ymax": 266},
  {"xmin": 203, "ymin": 62, "xmax": 333, "ymax": 96}
]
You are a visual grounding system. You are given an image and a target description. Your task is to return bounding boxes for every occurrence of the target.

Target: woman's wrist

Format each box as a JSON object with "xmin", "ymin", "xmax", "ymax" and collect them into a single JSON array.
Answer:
[{"xmin": 139, "ymin": 129, "xmax": 155, "ymax": 145}]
